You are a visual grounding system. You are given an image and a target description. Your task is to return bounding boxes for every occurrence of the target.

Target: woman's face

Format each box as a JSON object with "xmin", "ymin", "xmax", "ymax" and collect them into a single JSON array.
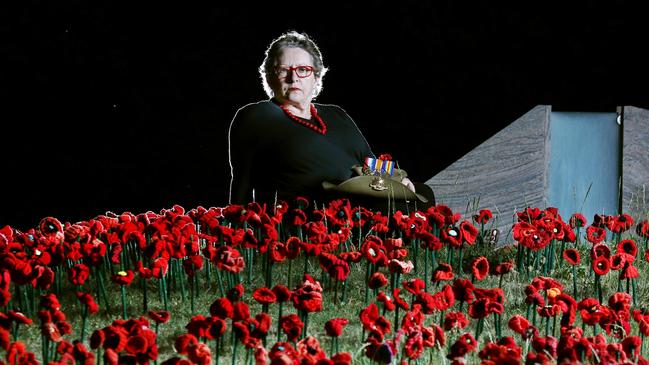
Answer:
[{"xmin": 270, "ymin": 47, "xmax": 319, "ymax": 106}]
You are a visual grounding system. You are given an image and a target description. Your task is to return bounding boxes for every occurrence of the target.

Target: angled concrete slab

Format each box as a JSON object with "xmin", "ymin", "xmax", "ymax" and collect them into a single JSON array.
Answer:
[{"xmin": 425, "ymin": 105, "xmax": 649, "ymax": 243}]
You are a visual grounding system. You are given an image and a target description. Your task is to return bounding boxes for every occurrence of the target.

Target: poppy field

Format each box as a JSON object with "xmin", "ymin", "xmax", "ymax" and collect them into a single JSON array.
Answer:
[{"xmin": 1, "ymin": 197, "xmax": 649, "ymax": 364}]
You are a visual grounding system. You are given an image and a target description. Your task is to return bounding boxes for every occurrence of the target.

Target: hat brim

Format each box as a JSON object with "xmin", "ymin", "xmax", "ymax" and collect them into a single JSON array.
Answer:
[{"xmin": 322, "ymin": 176, "xmax": 428, "ymax": 203}]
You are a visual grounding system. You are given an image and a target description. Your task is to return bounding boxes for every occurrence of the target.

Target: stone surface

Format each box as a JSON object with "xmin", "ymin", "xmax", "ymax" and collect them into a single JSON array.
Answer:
[
  {"xmin": 424, "ymin": 104, "xmax": 649, "ymax": 243},
  {"xmin": 622, "ymin": 106, "xmax": 649, "ymax": 218},
  {"xmin": 425, "ymin": 105, "xmax": 551, "ymax": 242}
]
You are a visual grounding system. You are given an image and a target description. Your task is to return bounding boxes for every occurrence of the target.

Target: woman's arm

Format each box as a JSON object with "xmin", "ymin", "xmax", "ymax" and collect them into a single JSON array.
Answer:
[
  {"xmin": 330, "ymin": 105, "xmax": 375, "ymax": 162},
  {"xmin": 228, "ymin": 108, "xmax": 256, "ymax": 205}
]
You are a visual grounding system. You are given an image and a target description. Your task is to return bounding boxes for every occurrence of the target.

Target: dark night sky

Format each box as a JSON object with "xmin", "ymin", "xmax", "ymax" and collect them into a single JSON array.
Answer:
[{"xmin": 2, "ymin": 2, "xmax": 648, "ymax": 230}]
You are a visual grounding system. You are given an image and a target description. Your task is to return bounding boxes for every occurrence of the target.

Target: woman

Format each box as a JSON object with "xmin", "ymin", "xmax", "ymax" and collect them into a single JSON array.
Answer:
[{"xmin": 228, "ymin": 31, "xmax": 433, "ymax": 210}]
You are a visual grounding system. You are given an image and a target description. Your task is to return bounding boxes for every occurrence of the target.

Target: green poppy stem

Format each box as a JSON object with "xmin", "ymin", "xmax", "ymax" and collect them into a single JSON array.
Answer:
[
  {"xmin": 335, "ymin": 336, "xmax": 339, "ymax": 355},
  {"xmin": 215, "ymin": 268, "xmax": 225, "ymax": 298},
  {"xmin": 142, "ymin": 277, "xmax": 148, "ymax": 313},
  {"xmin": 22, "ymin": 285, "xmax": 31, "ymax": 317},
  {"xmin": 572, "ymin": 266, "xmax": 578, "ymax": 299},
  {"xmin": 516, "ymin": 244, "xmax": 524, "ymax": 271},
  {"xmin": 158, "ymin": 276, "xmax": 164, "ymax": 304},
  {"xmin": 287, "ymin": 259, "xmax": 293, "ymax": 290},
  {"xmin": 190, "ymin": 275, "xmax": 195, "ymax": 314},
  {"xmin": 96, "ymin": 266, "xmax": 111, "ymax": 314},
  {"xmin": 596, "ymin": 274, "xmax": 603, "ymax": 304},
  {"xmin": 121, "ymin": 285, "xmax": 127, "ymax": 319},
  {"xmin": 424, "ymin": 246, "xmax": 429, "ymax": 292},
  {"xmin": 493, "ymin": 313, "xmax": 500, "ymax": 341},
  {"xmin": 475, "ymin": 317, "xmax": 484, "ymax": 341},
  {"xmin": 480, "ymin": 222, "xmax": 485, "ymax": 245},
  {"xmin": 499, "ymin": 313, "xmax": 503, "ymax": 339},
  {"xmin": 227, "ymin": 272, "xmax": 234, "ymax": 292},
  {"xmin": 12, "ymin": 324, "xmax": 19, "ymax": 342},
  {"xmin": 80, "ymin": 304, "xmax": 88, "ymax": 342},
  {"xmin": 549, "ymin": 240, "xmax": 556, "ymax": 273},
  {"xmin": 42, "ymin": 335, "xmax": 49, "ymax": 365},
  {"xmin": 394, "ymin": 306, "xmax": 400, "ymax": 334},
  {"xmin": 95, "ymin": 268, "xmax": 103, "ymax": 310},
  {"xmin": 413, "ymin": 237, "xmax": 419, "ymax": 273},
  {"xmin": 177, "ymin": 260, "xmax": 186, "ymax": 300},
  {"xmin": 642, "ymin": 333, "xmax": 645, "ymax": 358},
  {"xmin": 247, "ymin": 248, "xmax": 253, "ymax": 286},
  {"xmin": 277, "ymin": 302, "xmax": 284, "ymax": 343},
  {"xmin": 626, "ymin": 277, "xmax": 630, "ymax": 295},
  {"xmin": 302, "ymin": 311, "xmax": 309, "ymax": 339},
  {"xmin": 231, "ymin": 339, "xmax": 238, "ymax": 365},
  {"xmin": 29, "ymin": 285, "xmax": 35, "ymax": 317},
  {"xmin": 525, "ymin": 248, "xmax": 531, "ymax": 280},
  {"xmin": 545, "ymin": 240, "xmax": 555, "ymax": 275},
  {"xmin": 333, "ymin": 279, "xmax": 339, "ymax": 305},
  {"xmin": 205, "ymin": 260, "xmax": 211, "ymax": 289},
  {"xmin": 15, "ymin": 285, "xmax": 23, "ymax": 315},
  {"xmin": 194, "ymin": 271, "xmax": 200, "ymax": 299},
  {"xmin": 54, "ymin": 265, "xmax": 61, "ymax": 298},
  {"xmin": 543, "ymin": 241, "xmax": 550, "ymax": 275},
  {"xmin": 161, "ymin": 276, "xmax": 169, "ymax": 311}
]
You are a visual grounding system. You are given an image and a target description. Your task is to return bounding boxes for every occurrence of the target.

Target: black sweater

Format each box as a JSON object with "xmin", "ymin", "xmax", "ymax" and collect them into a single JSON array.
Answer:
[{"xmin": 228, "ymin": 100, "xmax": 374, "ymax": 205}]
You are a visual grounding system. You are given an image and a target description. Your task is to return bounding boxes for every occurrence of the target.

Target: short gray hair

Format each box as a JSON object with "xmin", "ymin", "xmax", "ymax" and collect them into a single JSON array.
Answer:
[{"xmin": 259, "ymin": 31, "xmax": 328, "ymax": 98}]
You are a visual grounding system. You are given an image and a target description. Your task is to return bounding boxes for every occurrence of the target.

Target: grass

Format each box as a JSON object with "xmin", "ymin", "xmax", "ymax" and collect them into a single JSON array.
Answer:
[{"xmin": 6, "ymin": 203, "xmax": 649, "ymax": 364}]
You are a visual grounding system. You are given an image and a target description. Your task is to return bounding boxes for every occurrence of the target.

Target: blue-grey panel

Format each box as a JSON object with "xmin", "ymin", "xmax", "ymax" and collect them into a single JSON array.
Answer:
[{"xmin": 548, "ymin": 112, "xmax": 620, "ymax": 221}]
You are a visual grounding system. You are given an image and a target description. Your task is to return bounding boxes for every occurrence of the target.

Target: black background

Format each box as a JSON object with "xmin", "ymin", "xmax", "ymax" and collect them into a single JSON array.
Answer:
[{"xmin": 2, "ymin": 2, "xmax": 648, "ymax": 230}]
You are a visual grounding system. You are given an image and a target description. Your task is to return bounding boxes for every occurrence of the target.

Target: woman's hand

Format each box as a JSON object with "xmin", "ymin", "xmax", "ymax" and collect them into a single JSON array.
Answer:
[{"xmin": 401, "ymin": 177, "xmax": 416, "ymax": 193}]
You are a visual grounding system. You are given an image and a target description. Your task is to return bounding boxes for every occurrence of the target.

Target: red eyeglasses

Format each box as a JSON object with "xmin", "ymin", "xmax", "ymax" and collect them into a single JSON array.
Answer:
[{"xmin": 274, "ymin": 65, "xmax": 315, "ymax": 79}]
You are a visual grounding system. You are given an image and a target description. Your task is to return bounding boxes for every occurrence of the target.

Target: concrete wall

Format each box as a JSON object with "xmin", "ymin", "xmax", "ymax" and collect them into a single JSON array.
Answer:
[
  {"xmin": 623, "ymin": 106, "xmax": 649, "ymax": 218},
  {"xmin": 426, "ymin": 105, "xmax": 551, "ymax": 242},
  {"xmin": 425, "ymin": 105, "xmax": 649, "ymax": 243}
]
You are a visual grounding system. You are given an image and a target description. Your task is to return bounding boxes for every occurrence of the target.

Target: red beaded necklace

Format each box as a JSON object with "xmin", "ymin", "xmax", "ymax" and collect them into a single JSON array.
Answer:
[{"xmin": 279, "ymin": 103, "xmax": 327, "ymax": 135}]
